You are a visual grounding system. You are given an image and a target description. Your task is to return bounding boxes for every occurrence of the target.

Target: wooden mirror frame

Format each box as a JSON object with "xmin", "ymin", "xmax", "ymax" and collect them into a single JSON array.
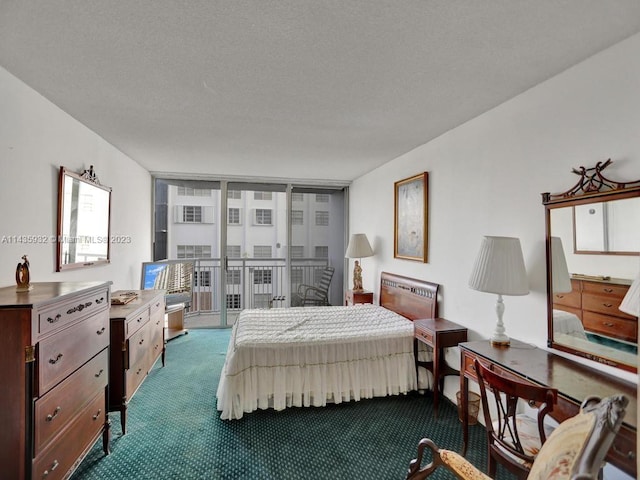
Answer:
[
  {"xmin": 542, "ymin": 159, "xmax": 640, "ymax": 372},
  {"xmin": 56, "ymin": 166, "xmax": 112, "ymax": 271}
]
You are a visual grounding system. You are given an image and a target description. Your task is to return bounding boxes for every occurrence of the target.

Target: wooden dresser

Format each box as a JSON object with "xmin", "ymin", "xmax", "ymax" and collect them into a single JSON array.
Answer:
[
  {"xmin": 109, "ymin": 290, "xmax": 165, "ymax": 433},
  {"xmin": 553, "ymin": 277, "xmax": 637, "ymax": 343},
  {"xmin": 0, "ymin": 281, "xmax": 112, "ymax": 480}
]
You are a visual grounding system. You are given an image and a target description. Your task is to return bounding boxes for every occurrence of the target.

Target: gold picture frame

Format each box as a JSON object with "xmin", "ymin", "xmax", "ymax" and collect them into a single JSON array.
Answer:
[{"xmin": 394, "ymin": 172, "xmax": 428, "ymax": 262}]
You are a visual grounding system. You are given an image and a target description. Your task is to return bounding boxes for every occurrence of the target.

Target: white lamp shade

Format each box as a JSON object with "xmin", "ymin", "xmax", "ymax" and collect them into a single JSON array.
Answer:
[
  {"xmin": 619, "ymin": 275, "xmax": 640, "ymax": 317},
  {"xmin": 469, "ymin": 236, "xmax": 529, "ymax": 296},
  {"xmin": 550, "ymin": 237, "xmax": 572, "ymax": 294},
  {"xmin": 345, "ymin": 233, "xmax": 374, "ymax": 259}
]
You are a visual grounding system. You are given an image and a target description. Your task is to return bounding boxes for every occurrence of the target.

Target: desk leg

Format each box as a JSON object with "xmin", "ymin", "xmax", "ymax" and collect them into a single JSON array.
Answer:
[
  {"xmin": 432, "ymin": 347, "xmax": 441, "ymax": 417},
  {"xmin": 460, "ymin": 353, "xmax": 469, "ymax": 456}
]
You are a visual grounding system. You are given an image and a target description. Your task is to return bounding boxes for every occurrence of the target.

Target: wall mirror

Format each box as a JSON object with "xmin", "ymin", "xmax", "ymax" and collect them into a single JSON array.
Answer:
[
  {"xmin": 542, "ymin": 159, "xmax": 640, "ymax": 373},
  {"xmin": 56, "ymin": 166, "xmax": 112, "ymax": 271}
]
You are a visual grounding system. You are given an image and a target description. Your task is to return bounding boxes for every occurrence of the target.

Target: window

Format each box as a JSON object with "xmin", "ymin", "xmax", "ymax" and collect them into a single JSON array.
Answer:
[
  {"xmin": 315, "ymin": 211, "xmax": 329, "ymax": 226},
  {"xmin": 254, "ymin": 269, "xmax": 272, "ymax": 285},
  {"xmin": 292, "ymin": 193, "xmax": 303, "ymax": 202},
  {"xmin": 227, "ymin": 270, "xmax": 241, "ymax": 285},
  {"xmin": 291, "ymin": 210, "xmax": 303, "ymax": 225},
  {"xmin": 177, "ymin": 245, "xmax": 211, "ymax": 258},
  {"xmin": 254, "ymin": 192, "xmax": 273, "ymax": 200},
  {"xmin": 226, "ymin": 294, "xmax": 241, "ymax": 309},
  {"xmin": 314, "ymin": 246, "xmax": 328, "ymax": 258},
  {"xmin": 228, "ymin": 208, "xmax": 241, "ymax": 225},
  {"xmin": 290, "ymin": 246, "xmax": 304, "ymax": 258},
  {"xmin": 227, "ymin": 190, "xmax": 241, "ymax": 199},
  {"xmin": 226, "ymin": 245, "xmax": 241, "ymax": 258},
  {"xmin": 253, "ymin": 245, "xmax": 272, "ymax": 258},
  {"xmin": 194, "ymin": 271, "xmax": 211, "ymax": 287},
  {"xmin": 183, "ymin": 206, "xmax": 202, "ymax": 223},
  {"xmin": 255, "ymin": 209, "xmax": 272, "ymax": 225},
  {"xmin": 316, "ymin": 194, "xmax": 329, "ymax": 203},
  {"xmin": 177, "ymin": 187, "xmax": 211, "ymax": 197}
]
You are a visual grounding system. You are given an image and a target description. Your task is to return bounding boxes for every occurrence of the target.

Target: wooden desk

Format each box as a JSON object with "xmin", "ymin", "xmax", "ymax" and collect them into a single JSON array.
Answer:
[
  {"xmin": 459, "ymin": 340, "xmax": 637, "ymax": 477},
  {"xmin": 414, "ymin": 318, "xmax": 467, "ymax": 416}
]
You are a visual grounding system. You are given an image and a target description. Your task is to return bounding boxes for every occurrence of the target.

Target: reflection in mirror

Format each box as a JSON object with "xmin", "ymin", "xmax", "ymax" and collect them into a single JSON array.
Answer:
[
  {"xmin": 574, "ymin": 197, "xmax": 640, "ymax": 254},
  {"xmin": 57, "ymin": 166, "xmax": 112, "ymax": 271},
  {"xmin": 543, "ymin": 160, "xmax": 640, "ymax": 373}
]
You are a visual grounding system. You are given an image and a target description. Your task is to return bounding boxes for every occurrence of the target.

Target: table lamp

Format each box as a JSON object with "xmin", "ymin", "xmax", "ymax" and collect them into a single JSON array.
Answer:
[
  {"xmin": 469, "ymin": 236, "xmax": 529, "ymax": 346},
  {"xmin": 551, "ymin": 236, "xmax": 572, "ymax": 294},
  {"xmin": 345, "ymin": 233, "xmax": 374, "ymax": 291}
]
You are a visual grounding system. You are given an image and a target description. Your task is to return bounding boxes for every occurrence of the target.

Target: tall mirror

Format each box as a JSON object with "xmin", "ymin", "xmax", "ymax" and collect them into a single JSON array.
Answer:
[
  {"xmin": 543, "ymin": 160, "xmax": 640, "ymax": 373},
  {"xmin": 57, "ymin": 166, "xmax": 112, "ymax": 271}
]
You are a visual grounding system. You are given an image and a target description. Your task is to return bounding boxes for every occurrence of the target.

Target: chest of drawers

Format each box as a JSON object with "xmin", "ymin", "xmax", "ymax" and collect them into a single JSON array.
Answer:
[
  {"xmin": 0, "ymin": 281, "xmax": 111, "ymax": 480},
  {"xmin": 109, "ymin": 290, "xmax": 165, "ymax": 433},
  {"xmin": 553, "ymin": 277, "xmax": 636, "ymax": 343}
]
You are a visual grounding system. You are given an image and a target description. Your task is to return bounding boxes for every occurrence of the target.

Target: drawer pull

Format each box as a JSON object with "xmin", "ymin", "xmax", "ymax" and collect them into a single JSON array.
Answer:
[
  {"xmin": 139, "ymin": 338, "xmax": 145, "ymax": 345},
  {"xmin": 137, "ymin": 317, "xmax": 143, "ymax": 323},
  {"xmin": 603, "ymin": 288, "xmax": 614, "ymax": 293},
  {"xmin": 612, "ymin": 443, "xmax": 636, "ymax": 460},
  {"xmin": 42, "ymin": 460, "xmax": 59, "ymax": 477},
  {"xmin": 49, "ymin": 353, "xmax": 63, "ymax": 364},
  {"xmin": 602, "ymin": 303, "xmax": 613, "ymax": 308},
  {"xmin": 46, "ymin": 406, "xmax": 61, "ymax": 422},
  {"xmin": 96, "ymin": 327, "xmax": 106, "ymax": 335},
  {"xmin": 603, "ymin": 322, "xmax": 615, "ymax": 327},
  {"xmin": 96, "ymin": 296, "xmax": 105, "ymax": 304},
  {"xmin": 136, "ymin": 367, "xmax": 143, "ymax": 375},
  {"xmin": 46, "ymin": 314, "xmax": 62, "ymax": 324},
  {"xmin": 67, "ymin": 301, "xmax": 93, "ymax": 315},
  {"xmin": 92, "ymin": 409, "xmax": 102, "ymax": 421},
  {"xmin": 95, "ymin": 368, "xmax": 104, "ymax": 378}
]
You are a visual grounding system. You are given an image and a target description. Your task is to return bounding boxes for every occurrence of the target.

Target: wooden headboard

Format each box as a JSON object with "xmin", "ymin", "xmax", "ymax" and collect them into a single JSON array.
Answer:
[{"xmin": 380, "ymin": 272, "xmax": 439, "ymax": 320}]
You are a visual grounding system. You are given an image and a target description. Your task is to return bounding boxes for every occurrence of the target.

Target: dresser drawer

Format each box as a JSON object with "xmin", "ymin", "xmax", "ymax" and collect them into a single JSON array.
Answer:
[
  {"xmin": 581, "ymin": 281, "xmax": 629, "ymax": 298},
  {"xmin": 414, "ymin": 326, "xmax": 434, "ymax": 345},
  {"xmin": 126, "ymin": 356, "xmax": 149, "ymax": 400},
  {"xmin": 128, "ymin": 321, "xmax": 153, "ymax": 368},
  {"xmin": 582, "ymin": 293, "xmax": 635, "ymax": 320},
  {"xmin": 38, "ymin": 287, "xmax": 109, "ymax": 338},
  {"xmin": 34, "ymin": 349, "xmax": 108, "ymax": 455},
  {"xmin": 125, "ymin": 307, "xmax": 150, "ymax": 337},
  {"xmin": 552, "ymin": 289, "xmax": 581, "ymax": 309},
  {"xmin": 32, "ymin": 392, "xmax": 106, "ymax": 480},
  {"xmin": 149, "ymin": 295, "xmax": 165, "ymax": 319},
  {"xmin": 38, "ymin": 310, "xmax": 110, "ymax": 394},
  {"xmin": 582, "ymin": 311, "xmax": 637, "ymax": 342}
]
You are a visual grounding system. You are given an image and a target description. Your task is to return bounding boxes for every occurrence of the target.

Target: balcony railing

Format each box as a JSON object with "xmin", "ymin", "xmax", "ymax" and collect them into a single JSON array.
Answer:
[{"xmin": 187, "ymin": 257, "xmax": 330, "ymax": 314}]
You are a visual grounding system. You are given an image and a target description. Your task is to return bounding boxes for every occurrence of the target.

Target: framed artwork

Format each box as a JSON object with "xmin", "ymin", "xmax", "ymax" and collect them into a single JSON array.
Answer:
[{"xmin": 394, "ymin": 172, "xmax": 428, "ymax": 262}]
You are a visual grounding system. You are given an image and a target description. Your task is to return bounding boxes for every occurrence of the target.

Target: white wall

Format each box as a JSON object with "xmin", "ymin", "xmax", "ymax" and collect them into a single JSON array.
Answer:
[
  {"xmin": 0, "ymin": 66, "xmax": 151, "ymax": 290},
  {"xmin": 350, "ymin": 33, "xmax": 640, "ymax": 389}
]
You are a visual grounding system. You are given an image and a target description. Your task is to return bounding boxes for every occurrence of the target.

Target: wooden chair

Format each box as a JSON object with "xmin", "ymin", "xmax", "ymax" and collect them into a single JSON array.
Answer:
[
  {"xmin": 291, "ymin": 266, "xmax": 334, "ymax": 306},
  {"xmin": 474, "ymin": 358, "xmax": 558, "ymax": 479},
  {"xmin": 406, "ymin": 394, "xmax": 629, "ymax": 480}
]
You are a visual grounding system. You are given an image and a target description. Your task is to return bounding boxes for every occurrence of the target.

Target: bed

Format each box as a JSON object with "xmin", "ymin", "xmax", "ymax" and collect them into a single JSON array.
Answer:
[
  {"xmin": 216, "ymin": 272, "xmax": 439, "ymax": 420},
  {"xmin": 552, "ymin": 309, "xmax": 588, "ymax": 340}
]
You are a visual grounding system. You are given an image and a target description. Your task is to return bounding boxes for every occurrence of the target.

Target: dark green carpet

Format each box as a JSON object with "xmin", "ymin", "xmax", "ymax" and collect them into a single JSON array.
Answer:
[{"xmin": 72, "ymin": 329, "xmax": 504, "ymax": 480}]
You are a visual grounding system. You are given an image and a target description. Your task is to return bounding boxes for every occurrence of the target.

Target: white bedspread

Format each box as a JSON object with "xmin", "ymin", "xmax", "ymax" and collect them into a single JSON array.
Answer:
[
  {"xmin": 553, "ymin": 309, "xmax": 588, "ymax": 340},
  {"xmin": 216, "ymin": 304, "xmax": 426, "ymax": 420}
]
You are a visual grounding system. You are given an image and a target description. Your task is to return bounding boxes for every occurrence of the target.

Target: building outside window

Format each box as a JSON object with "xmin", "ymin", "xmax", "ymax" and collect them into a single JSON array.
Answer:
[
  {"xmin": 253, "ymin": 245, "xmax": 272, "ymax": 258},
  {"xmin": 254, "ymin": 192, "xmax": 273, "ymax": 200},
  {"xmin": 177, "ymin": 245, "xmax": 211, "ymax": 258},
  {"xmin": 228, "ymin": 208, "xmax": 241, "ymax": 225},
  {"xmin": 183, "ymin": 206, "xmax": 202, "ymax": 223},
  {"xmin": 226, "ymin": 294, "xmax": 241, "ymax": 309},
  {"xmin": 292, "ymin": 193, "xmax": 303, "ymax": 202},
  {"xmin": 291, "ymin": 210, "xmax": 303, "ymax": 225},
  {"xmin": 253, "ymin": 269, "xmax": 272, "ymax": 284},
  {"xmin": 314, "ymin": 246, "xmax": 328, "ymax": 258},
  {"xmin": 226, "ymin": 245, "xmax": 241, "ymax": 258},
  {"xmin": 315, "ymin": 211, "xmax": 329, "ymax": 226},
  {"xmin": 227, "ymin": 190, "xmax": 241, "ymax": 199},
  {"xmin": 290, "ymin": 246, "xmax": 304, "ymax": 258},
  {"xmin": 177, "ymin": 187, "xmax": 211, "ymax": 197},
  {"xmin": 316, "ymin": 194, "xmax": 329, "ymax": 203},
  {"xmin": 255, "ymin": 209, "xmax": 272, "ymax": 225},
  {"xmin": 195, "ymin": 271, "xmax": 211, "ymax": 287},
  {"xmin": 227, "ymin": 270, "xmax": 241, "ymax": 285}
]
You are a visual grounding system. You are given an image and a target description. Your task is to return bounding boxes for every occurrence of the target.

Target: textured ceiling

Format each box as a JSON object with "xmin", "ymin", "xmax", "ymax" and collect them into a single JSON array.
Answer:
[{"xmin": 2, "ymin": 1, "xmax": 640, "ymax": 182}]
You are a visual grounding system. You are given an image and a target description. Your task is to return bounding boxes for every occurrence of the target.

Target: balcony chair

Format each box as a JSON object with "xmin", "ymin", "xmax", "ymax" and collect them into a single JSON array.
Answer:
[
  {"xmin": 291, "ymin": 266, "xmax": 335, "ymax": 306},
  {"xmin": 406, "ymin": 393, "xmax": 628, "ymax": 480}
]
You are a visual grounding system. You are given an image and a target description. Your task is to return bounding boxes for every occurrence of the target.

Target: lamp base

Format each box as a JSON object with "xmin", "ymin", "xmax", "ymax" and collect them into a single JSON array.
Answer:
[{"xmin": 490, "ymin": 338, "xmax": 510, "ymax": 347}]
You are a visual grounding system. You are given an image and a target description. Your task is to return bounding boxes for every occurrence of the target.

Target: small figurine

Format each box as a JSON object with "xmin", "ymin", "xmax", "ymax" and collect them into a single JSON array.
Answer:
[
  {"xmin": 353, "ymin": 260, "xmax": 363, "ymax": 291},
  {"xmin": 16, "ymin": 254, "xmax": 33, "ymax": 292}
]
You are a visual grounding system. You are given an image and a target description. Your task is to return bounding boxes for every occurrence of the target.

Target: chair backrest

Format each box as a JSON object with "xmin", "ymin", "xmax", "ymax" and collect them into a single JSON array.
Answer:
[
  {"xmin": 528, "ymin": 394, "xmax": 628, "ymax": 480},
  {"xmin": 475, "ymin": 358, "xmax": 558, "ymax": 479},
  {"xmin": 316, "ymin": 266, "xmax": 334, "ymax": 294}
]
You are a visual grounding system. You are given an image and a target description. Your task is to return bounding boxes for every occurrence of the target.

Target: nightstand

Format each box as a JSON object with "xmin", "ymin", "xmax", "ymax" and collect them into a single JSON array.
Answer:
[
  {"xmin": 345, "ymin": 289, "xmax": 373, "ymax": 305},
  {"xmin": 414, "ymin": 318, "xmax": 468, "ymax": 416}
]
